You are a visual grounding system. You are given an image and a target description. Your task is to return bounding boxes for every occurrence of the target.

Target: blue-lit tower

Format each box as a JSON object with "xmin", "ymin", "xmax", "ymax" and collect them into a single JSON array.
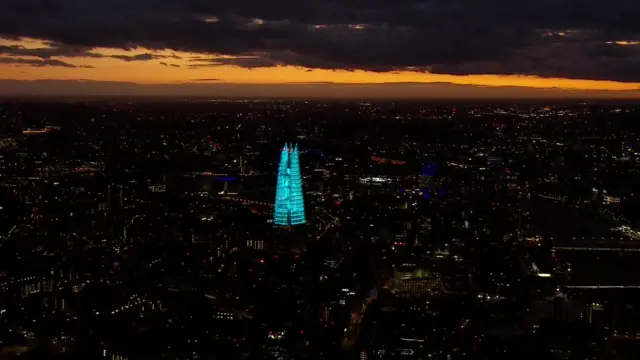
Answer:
[{"xmin": 274, "ymin": 143, "xmax": 306, "ymax": 226}]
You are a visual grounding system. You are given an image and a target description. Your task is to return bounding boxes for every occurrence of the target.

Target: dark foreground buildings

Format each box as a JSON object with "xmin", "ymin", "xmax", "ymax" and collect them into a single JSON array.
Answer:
[{"xmin": 0, "ymin": 100, "xmax": 639, "ymax": 359}]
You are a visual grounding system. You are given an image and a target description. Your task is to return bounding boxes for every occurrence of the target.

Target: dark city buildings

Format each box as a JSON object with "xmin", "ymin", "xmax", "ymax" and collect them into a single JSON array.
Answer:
[{"xmin": 0, "ymin": 99, "xmax": 639, "ymax": 360}]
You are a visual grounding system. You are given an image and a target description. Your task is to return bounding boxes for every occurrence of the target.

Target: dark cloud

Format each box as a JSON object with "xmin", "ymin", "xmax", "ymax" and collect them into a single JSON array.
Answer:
[
  {"xmin": 110, "ymin": 53, "xmax": 180, "ymax": 61},
  {"xmin": 0, "ymin": 0, "xmax": 638, "ymax": 82},
  {"xmin": 431, "ymin": 39, "xmax": 640, "ymax": 82},
  {"xmin": 188, "ymin": 54, "xmax": 278, "ymax": 69},
  {"xmin": 110, "ymin": 53, "xmax": 153, "ymax": 61},
  {"xmin": 0, "ymin": 56, "xmax": 90, "ymax": 68},
  {"xmin": 160, "ymin": 61, "xmax": 181, "ymax": 67},
  {"xmin": 0, "ymin": 43, "xmax": 181, "ymax": 65},
  {"xmin": 0, "ymin": 44, "xmax": 101, "ymax": 59}
]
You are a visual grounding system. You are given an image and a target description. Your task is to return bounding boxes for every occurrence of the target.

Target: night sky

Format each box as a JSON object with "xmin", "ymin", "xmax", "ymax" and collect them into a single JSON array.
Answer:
[{"xmin": 0, "ymin": 0, "xmax": 638, "ymax": 97}]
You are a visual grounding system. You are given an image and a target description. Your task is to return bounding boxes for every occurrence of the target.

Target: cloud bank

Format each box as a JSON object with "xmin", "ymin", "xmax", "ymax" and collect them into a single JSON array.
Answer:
[{"xmin": 0, "ymin": 0, "xmax": 638, "ymax": 81}]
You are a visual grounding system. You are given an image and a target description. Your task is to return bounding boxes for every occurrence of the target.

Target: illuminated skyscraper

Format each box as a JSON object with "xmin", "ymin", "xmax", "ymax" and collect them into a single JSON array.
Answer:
[{"xmin": 274, "ymin": 143, "xmax": 306, "ymax": 226}]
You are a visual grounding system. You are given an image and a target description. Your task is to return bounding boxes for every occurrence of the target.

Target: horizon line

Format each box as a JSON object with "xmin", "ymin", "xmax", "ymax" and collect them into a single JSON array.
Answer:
[
  {"xmin": 1, "ymin": 95, "xmax": 639, "ymax": 102},
  {"xmin": 0, "ymin": 78, "xmax": 638, "ymax": 92}
]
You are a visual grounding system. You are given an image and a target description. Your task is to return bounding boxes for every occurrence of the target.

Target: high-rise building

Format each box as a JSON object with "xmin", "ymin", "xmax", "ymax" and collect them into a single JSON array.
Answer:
[
  {"xmin": 392, "ymin": 267, "xmax": 442, "ymax": 296},
  {"xmin": 273, "ymin": 143, "xmax": 306, "ymax": 226}
]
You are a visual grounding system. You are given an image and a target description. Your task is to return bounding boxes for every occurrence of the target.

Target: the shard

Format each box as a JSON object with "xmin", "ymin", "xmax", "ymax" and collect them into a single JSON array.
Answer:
[{"xmin": 273, "ymin": 143, "xmax": 306, "ymax": 226}]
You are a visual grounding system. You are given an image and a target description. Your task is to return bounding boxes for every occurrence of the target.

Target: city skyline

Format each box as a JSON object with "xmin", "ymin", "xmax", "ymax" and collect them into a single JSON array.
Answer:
[{"xmin": 1, "ymin": 99, "xmax": 639, "ymax": 358}]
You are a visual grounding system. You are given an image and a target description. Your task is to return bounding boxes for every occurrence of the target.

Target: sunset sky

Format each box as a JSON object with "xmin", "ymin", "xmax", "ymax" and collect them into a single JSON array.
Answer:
[{"xmin": 0, "ymin": 0, "xmax": 638, "ymax": 98}]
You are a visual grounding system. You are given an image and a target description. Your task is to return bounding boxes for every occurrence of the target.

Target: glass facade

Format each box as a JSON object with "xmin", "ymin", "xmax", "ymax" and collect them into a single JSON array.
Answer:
[{"xmin": 273, "ymin": 143, "xmax": 306, "ymax": 226}]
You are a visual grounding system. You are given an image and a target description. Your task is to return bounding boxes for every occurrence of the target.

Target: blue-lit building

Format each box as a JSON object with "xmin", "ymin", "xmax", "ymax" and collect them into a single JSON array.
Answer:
[{"xmin": 273, "ymin": 143, "xmax": 306, "ymax": 226}]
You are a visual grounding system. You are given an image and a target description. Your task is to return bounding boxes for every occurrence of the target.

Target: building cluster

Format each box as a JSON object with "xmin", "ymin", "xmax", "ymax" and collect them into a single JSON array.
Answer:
[{"xmin": 0, "ymin": 100, "xmax": 638, "ymax": 359}]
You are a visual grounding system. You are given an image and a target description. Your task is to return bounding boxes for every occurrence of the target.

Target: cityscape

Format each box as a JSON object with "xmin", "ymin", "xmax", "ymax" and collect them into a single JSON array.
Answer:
[
  {"xmin": 1, "ymin": 0, "xmax": 640, "ymax": 359},
  {"xmin": 0, "ymin": 99, "xmax": 638, "ymax": 359}
]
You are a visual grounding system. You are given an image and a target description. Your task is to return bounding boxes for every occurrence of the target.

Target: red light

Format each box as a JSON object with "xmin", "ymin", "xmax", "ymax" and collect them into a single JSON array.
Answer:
[
  {"xmin": 294, "ymin": 255, "xmax": 299, "ymax": 259},
  {"xmin": 259, "ymin": 259, "xmax": 264, "ymax": 264},
  {"xmin": 186, "ymin": 252, "xmax": 190, "ymax": 256},
  {"xmin": 274, "ymin": 255, "xmax": 278, "ymax": 259},
  {"xmin": 300, "ymin": 330, "xmax": 304, "ymax": 334}
]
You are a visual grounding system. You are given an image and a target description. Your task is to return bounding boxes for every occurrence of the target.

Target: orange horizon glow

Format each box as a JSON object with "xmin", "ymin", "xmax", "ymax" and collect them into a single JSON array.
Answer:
[{"xmin": 0, "ymin": 38, "xmax": 639, "ymax": 94}]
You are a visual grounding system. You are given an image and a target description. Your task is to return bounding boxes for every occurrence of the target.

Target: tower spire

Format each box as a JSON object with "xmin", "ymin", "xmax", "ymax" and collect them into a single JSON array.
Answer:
[{"xmin": 274, "ymin": 143, "xmax": 306, "ymax": 226}]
